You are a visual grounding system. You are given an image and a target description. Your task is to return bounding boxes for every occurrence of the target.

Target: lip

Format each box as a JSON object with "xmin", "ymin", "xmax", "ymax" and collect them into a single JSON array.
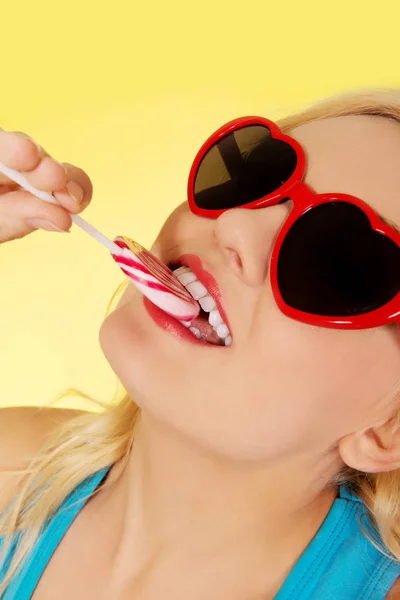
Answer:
[
  {"xmin": 178, "ymin": 254, "xmax": 231, "ymax": 333},
  {"xmin": 143, "ymin": 297, "xmax": 205, "ymax": 345},
  {"xmin": 144, "ymin": 253, "xmax": 231, "ymax": 347}
]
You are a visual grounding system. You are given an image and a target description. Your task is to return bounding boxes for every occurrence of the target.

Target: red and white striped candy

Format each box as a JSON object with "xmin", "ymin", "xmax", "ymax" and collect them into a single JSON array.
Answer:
[{"xmin": 111, "ymin": 236, "xmax": 200, "ymax": 321}]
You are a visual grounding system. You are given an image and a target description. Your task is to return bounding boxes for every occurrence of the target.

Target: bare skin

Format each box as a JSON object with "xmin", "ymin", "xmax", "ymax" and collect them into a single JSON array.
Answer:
[
  {"xmin": 2, "ymin": 116, "xmax": 400, "ymax": 598},
  {"xmin": 98, "ymin": 115, "xmax": 400, "ymax": 599}
]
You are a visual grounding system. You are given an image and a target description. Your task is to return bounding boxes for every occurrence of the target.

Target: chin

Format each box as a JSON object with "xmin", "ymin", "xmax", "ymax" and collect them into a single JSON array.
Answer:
[
  {"xmin": 99, "ymin": 307, "xmax": 268, "ymax": 460},
  {"xmin": 98, "ymin": 290, "xmax": 248, "ymax": 458}
]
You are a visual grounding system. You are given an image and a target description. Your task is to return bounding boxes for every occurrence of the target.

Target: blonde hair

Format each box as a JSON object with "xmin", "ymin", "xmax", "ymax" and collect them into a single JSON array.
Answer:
[{"xmin": 1, "ymin": 88, "xmax": 400, "ymax": 595}]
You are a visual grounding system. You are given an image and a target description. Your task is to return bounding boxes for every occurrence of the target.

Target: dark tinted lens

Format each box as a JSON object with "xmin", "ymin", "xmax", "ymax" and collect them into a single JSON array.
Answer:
[
  {"xmin": 194, "ymin": 125, "xmax": 298, "ymax": 210},
  {"xmin": 277, "ymin": 202, "xmax": 400, "ymax": 316}
]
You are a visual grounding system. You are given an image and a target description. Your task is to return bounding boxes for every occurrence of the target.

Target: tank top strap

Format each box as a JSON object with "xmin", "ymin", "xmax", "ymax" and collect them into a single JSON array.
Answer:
[
  {"xmin": 2, "ymin": 464, "xmax": 112, "ymax": 600},
  {"xmin": 338, "ymin": 480, "xmax": 364, "ymax": 504},
  {"xmin": 274, "ymin": 482, "xmax": 400, "ymax": 599}
]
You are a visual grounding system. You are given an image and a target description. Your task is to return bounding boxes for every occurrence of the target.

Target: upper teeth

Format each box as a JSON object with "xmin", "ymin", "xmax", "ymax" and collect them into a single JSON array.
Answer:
[{"xmin": 173, "ymin": 266, "xmax": 232, "ymax": 346}]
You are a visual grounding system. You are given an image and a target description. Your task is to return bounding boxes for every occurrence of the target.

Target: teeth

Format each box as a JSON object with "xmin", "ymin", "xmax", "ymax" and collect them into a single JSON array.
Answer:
[
  {"xmin": 199, "ymin": 295, "xmax": 216, "ymax": 312},
  {"xmin": 173, "ymin": 266, "xmax": 232, "ymax": 346},
  {"xmin": 189, "ymin": 326, "xmax": 201, "ymax": 339},
  {"xmin": 216, "ymin": 323, "xmax": 229, "ymax": 339},
  {"xmin": 180, "ymin": 320, "xmax": 192, "ymax": 327},
  {"xmin": 208, "ymin": 309, "xmax": 223, "ymax": 328},
  {"xmin": 173, "ymin": 266, "xmax": 190, "ymax": 275},
  {"xmin": 176, "ymin": 270, "xmax": 197, "ymax": 286},
  {"xmin": 185, "ymin": 281, "xmax": 208, "ymax": 300}
]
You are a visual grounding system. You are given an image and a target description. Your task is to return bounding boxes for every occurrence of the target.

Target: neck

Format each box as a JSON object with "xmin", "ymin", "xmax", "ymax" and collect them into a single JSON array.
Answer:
[{"xmin": 104, "ymin": 411, "xmax": 342, "ymax": 596}]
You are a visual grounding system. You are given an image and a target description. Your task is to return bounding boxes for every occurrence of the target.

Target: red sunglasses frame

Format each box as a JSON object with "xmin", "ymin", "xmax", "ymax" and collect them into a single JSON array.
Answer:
[{"xmin": 187, "ymin": 116, "xmax": 400, "ymax": 330}]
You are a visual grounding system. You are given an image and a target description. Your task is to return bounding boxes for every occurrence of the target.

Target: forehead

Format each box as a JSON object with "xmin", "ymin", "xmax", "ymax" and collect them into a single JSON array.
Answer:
[{"xmin": 289, "ymin": 115, "xmax": 400, "ymax": 231}]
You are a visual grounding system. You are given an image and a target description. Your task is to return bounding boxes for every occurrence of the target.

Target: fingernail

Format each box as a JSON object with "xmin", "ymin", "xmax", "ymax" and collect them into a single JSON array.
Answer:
[
  {"xmin": 66, "ymin": 180, "xmax": 84, "ymax": 204},
  {"xmin": 26, "ymin": 219, "xmax": 69, "ymax": 232}
]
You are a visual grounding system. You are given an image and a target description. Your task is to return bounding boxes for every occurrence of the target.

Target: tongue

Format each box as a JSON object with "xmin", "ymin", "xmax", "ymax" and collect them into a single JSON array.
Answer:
[{"xmin": 190, "ymin": 313, "xmax": 222, "ymax": 345}]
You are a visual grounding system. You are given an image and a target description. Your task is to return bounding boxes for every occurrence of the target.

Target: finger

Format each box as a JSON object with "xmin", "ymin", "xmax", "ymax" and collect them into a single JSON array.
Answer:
[
  {"xmin": 12, "ymin": 131, "xmax": 49, "ymax": 157},
  {"xmin": 0, "ymin": 182, "xmax": 20, "ymax": 193},
  {"xmin": 53, "ymin": 163, "xmax": 93, "ymax": 213},
  {"xmin": 0, "ymin": 130, "xmax": 46, "ymax": 176},
  {"xmin": 0, "ymin": 176, "xmax": 42, "ymax": 199},
  {"xmin": 0, "ymin": 190, "xmax": 72, "ymax": 241},
  {"xmin": 20, "ymin": 155, "xmax": 68, "ymax": 192}
]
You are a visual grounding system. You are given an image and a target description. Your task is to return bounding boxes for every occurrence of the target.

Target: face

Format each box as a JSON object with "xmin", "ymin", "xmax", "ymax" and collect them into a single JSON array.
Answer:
[{"xmin": 99, "ymin": 115, "xmax": 400, "ymax": 462}]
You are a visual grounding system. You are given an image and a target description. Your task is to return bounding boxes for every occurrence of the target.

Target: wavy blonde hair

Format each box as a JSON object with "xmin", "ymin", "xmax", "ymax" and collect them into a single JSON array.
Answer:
[{"xmin": 2, "ymin": 88, "xmax": 400, "ymax": 596}]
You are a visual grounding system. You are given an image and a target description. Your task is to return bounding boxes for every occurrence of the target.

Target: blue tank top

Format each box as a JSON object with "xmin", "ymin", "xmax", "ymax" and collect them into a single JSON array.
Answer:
[{"xmin": 1, "ymin": 465, "xmax": 400, "ymax": 599}]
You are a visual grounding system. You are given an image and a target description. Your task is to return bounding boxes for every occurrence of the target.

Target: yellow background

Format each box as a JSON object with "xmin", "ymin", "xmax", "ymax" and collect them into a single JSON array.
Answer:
[{"xmin": 1, "ymin": 0, "xmax": 399, "ymax": 409}]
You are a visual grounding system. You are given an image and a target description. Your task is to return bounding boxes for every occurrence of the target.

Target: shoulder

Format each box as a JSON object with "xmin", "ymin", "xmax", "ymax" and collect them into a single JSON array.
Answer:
[
  {"xmin": 386, "ymin": 577, "xmax": 400, "ymax": 599},
  {"xmin": 0, "ymin": 406, "xmax": 87, "ymax": 513},
  {"xmin": 0, "ymin": 406, "xmax": 86, "ymax": 468}
]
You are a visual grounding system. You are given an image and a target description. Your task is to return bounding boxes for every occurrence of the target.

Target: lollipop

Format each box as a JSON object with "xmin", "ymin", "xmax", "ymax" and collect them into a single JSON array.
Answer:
[
  {"xmin": 111, "ymin": 236, "xmax": 199, "ymax": 321},
  {"xmin": 0, "ymin": 161, "xmax": 200, "ymax": 321}
]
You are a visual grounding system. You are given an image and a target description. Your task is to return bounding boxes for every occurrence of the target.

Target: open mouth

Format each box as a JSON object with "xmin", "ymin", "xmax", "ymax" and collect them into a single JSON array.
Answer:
[{"xmin": 170, "ymin": 263, "xmax": 232, "ymax": 347}]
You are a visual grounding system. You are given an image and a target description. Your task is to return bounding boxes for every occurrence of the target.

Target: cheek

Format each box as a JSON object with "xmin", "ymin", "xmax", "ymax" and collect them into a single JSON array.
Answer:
[{"xmin": 247, "ymin": 315, "xmax": 400, "ymax": 444}]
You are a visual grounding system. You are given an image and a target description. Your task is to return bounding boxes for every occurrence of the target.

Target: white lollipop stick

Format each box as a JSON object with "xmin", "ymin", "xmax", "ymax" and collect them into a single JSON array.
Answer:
[{"xmin": 0, "ymin": 161, "xmax": 200, "ymax": 321}]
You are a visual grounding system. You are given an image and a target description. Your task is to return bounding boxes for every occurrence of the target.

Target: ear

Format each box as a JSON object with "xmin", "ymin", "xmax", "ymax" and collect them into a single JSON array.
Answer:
[{"xmin": 338, "ymin": 416, "xmax": 400, "ymax": 473}]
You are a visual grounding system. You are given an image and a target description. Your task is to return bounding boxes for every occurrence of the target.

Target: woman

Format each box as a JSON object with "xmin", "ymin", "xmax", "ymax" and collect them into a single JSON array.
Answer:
[{"xmin": 0, "ymin": 88, "xmax": 400, "ymax": 599}]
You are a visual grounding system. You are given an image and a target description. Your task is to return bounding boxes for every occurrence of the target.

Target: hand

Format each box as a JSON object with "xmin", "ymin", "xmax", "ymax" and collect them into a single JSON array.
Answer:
[{"xmin": 0, "ymin": 129, "xmax": 93, "ymax": 243}]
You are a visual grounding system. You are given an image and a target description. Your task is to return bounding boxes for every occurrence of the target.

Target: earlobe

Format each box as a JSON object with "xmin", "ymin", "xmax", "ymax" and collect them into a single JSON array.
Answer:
[{"xmin": 338, "ymin": 421, "xmax": 400, "ymax": 474}]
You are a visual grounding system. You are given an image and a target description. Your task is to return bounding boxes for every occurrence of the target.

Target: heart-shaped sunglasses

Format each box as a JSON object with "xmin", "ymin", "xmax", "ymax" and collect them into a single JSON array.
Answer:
[{"xmin": 187, "ymin": 116, "xmax": 400, "ymax": 329}]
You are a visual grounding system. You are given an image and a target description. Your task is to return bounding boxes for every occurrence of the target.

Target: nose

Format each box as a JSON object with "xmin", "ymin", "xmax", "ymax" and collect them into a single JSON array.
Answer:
[{"xmin": 213, "ymin": 203, "xmax": 291, "ymax": 286}]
